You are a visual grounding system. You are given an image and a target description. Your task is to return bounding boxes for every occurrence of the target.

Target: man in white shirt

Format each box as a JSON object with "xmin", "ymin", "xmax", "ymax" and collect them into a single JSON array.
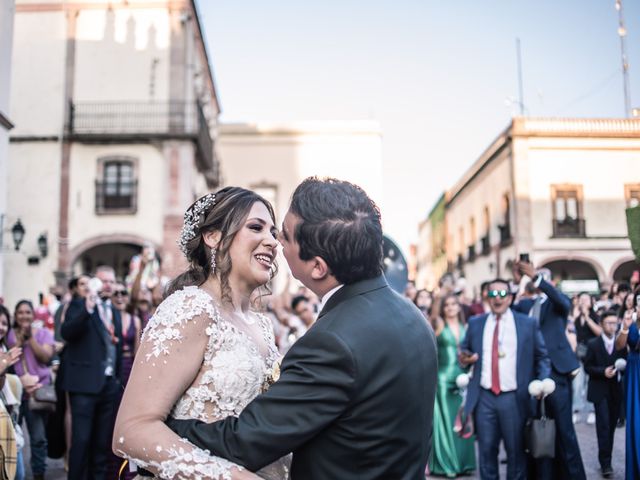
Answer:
[{"xmin": 460, "ymin": 278, "xmax": 550, "ymax": 480}]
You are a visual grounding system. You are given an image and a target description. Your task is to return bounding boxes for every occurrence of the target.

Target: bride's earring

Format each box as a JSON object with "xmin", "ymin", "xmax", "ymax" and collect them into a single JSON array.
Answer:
[{"xmin": 210, "ymin": 247, "xmax": 217, "ymax": 274}]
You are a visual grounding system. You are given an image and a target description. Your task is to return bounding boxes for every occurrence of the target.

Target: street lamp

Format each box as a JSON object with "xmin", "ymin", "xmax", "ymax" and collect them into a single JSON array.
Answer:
[
  {"xmin": 11, "ymin": 220, "xmax": 25, "ymax": 251},
  {"xmin": 37, "ymin": 233, "xmax": 48, "ymax": 258}
]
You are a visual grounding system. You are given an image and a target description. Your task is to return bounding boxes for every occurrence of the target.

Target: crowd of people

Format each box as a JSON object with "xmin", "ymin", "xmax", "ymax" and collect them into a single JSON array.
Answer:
[
  {"xmin": 404, "ymin": 263, "xmax": 640, "ymax": 479},
  {"xmin": 0, "ymin": 245, "xmax": 161, "ymax": 479},
  {"xmin": 0, "ymin": 255, "xmax": 332, "ymax": 479},
  {"xmin": 0, "ymin": 233, "xmax": 637, "ymax": 478}
]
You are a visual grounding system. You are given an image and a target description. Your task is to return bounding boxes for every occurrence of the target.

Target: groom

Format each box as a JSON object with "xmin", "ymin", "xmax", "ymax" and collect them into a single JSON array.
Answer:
[{"xmin": 167, "ymin": 177, "xmax": 437, "ymax": 479}]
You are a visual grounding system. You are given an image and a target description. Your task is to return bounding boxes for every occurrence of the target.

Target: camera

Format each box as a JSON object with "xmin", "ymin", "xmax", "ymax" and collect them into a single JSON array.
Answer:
[{"xmin": 519, "ymin": 253, "xmax": 530, "ymax": 263}]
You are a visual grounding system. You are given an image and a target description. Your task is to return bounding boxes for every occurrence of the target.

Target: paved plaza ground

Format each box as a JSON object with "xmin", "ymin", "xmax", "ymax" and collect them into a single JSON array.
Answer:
[{"xmin": 24, "ymin": 418, "xmax": 626, "ymax": 479}]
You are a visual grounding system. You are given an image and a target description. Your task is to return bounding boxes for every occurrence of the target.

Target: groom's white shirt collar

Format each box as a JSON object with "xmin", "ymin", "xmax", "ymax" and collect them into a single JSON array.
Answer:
[{"xmin": 319, "ymin": 284, "xmax": 343, "ymax": 313}]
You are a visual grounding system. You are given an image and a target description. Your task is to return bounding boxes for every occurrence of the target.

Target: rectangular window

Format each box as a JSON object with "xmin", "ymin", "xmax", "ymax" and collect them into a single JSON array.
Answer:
[
  {"xmin": 96, "ymin": 158, "xmax": 137, "ymax": 214},
  {"xmin": 625, "ymin": 184, "xmax": 640, "ymax": 208},
  {"xmin": 551, "ymin": 184, "xmax": 585, "ymax": 237}
]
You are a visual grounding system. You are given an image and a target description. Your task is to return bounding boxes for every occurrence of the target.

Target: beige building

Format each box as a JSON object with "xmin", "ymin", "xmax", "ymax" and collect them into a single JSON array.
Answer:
[
  {"xmin": 415, "ymin": 193, "xmax": 447, "ymax": 290},
  {"xmin": 218, "ymin": 121, "xmax": 384, "ymax": 289},
  {"xmin": 417, "ymin": 117, "xmax": 640, "ymax": 295},
  {"xmin": 0, "ymin": 0, "xmax": 16, "ymax": 297},
  {"xmin": 4, "ymin": 0, "xmax": 220, "ymax": 304},
  {"xmin": 218, "ymin": 121, "xmax": 384, "ymax": 223}
]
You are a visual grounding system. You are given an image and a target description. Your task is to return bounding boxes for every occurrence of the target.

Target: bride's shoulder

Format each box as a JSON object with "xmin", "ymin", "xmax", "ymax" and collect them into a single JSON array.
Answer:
[
  {"xmin": 154, "ymin": 286, "xmax": 219, "ymax": 319},
  {"xmin": 141, "ymin": 287, "xmax": 221, "ymax": 350}
]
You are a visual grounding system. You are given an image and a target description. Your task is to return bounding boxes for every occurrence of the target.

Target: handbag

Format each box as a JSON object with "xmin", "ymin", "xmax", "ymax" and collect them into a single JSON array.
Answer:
[
  {"xmin": 21, "ymin": 357, "xmax": 57, "ymax": 413},
  {"xmin": 28, "ymin": 384, "xmax": 57, "ymax": 413},
  {"xmin": 525, "ymin": 397, "xmax": 556, "ymax": 459}
]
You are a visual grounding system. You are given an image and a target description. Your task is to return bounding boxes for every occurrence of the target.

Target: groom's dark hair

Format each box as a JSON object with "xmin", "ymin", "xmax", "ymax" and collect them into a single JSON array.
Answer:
[{"xmin": 290, "ymin": 177, "xmax": 383, "ymax": 285}]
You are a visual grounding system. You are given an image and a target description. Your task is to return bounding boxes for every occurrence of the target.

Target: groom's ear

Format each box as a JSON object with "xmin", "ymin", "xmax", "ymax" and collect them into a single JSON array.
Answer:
[
  {"xmin": 202, "ymin": 230, "xmax": 222, "ymax": 250},
  {"xmin": 310, "ymin": 256, "xmax": 331, "ymax": 281}
]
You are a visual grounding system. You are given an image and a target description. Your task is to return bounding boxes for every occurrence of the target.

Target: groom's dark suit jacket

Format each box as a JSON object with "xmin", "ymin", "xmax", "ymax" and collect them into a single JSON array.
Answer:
[{"xmin": 168, "ymin": 275, "xmax": 437, "ymax": 479}]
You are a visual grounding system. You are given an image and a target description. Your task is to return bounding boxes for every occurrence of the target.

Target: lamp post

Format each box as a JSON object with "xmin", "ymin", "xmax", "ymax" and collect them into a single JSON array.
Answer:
[
  {"xmin": 11, "ymin": 220, "xmax": 25, "ymax": 251},
  {"xmin": 37, "ymin": 233, "xmax": 48, "ymax": 258},
  {"xmin": 615, "ymin": 0, "xmax": 632, "ymax": 117}
]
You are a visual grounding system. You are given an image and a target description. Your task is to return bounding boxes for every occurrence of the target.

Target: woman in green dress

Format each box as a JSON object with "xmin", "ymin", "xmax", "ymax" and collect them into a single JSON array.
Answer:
[{"xmin": 429, "ymin": 293, "xmax": 476, "ymax": 477}]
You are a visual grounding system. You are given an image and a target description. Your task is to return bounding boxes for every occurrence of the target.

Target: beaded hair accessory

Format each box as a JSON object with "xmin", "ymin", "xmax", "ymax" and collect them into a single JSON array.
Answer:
[{"xmin": 178, "ymin": 193, "xmax": 217, "ymax": 257}]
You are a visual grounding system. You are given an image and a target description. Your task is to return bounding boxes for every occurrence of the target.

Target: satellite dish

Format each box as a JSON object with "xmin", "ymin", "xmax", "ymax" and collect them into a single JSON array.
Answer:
[{"xmin": 382, "ymin": 235, "xmax": 408, "ymax": 294}]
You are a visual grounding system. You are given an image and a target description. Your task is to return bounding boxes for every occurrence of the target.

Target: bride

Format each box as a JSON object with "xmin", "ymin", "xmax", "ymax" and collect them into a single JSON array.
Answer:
[{"xmin": 113, "ymin": 187, "xmax": 288, "ymax": 480}]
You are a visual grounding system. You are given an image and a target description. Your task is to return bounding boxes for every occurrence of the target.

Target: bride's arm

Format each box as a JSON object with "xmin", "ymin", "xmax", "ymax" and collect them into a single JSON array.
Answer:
[{"xmin": 112, "ymin": 310, "xmax": 259, "ymax": 480}]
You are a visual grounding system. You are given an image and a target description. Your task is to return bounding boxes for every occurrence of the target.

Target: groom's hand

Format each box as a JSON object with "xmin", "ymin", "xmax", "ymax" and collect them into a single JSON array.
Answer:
[{"xmin": 165, "ymin": 417, "xmax": 206, "ymax": 445}]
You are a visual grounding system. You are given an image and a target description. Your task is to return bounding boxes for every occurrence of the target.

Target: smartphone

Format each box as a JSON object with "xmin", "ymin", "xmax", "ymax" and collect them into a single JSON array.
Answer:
[
  {"xmin": 519, "ymin": 253, "xmax": 530, "ymax": 263},
  {"xmin": 636, "ymin": 294, "xmax": 640, "ymax": 306}
]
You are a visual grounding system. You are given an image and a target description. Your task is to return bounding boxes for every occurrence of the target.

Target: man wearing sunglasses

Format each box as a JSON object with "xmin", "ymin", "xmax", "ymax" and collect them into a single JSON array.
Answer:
[
  {"xmin": 459, "ymin": 278, "xmax": 550, "ymax": 480},
  {"xmin": 513, "ymin": 261, "xmax": 586, "ymax": 480}
]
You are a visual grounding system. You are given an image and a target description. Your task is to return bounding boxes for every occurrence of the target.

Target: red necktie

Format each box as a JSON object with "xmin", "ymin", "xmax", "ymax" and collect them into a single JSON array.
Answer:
[{"xmin": 491, "ymin": 314, "xmax": 501, "ymax": 395}]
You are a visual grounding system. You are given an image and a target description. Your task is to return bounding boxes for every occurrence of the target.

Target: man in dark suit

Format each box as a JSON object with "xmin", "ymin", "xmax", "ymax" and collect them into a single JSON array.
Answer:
[
  {"xmin": 459, "ymin": 278, "xmax": 550, "ymax": 480},
  {"xmin": 513, "ymin": 261, "xmax": 586, "ymax": 480},
  {"xmin": 167, "ymin": 177, "xmax": 438, "ymax": 479},
  {"xmin": 61, "ymin": 265, "xmax": 123, "ymax": 480},
  {"xmin": 584, "ymin": 311, "xmax": 627, "ymax": 478}
]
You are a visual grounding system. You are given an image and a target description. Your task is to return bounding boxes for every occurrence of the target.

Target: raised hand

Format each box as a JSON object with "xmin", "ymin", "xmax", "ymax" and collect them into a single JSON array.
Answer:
[{"xmin": 0, "ymin": 347, "xmax": 22, "ymax": 375}]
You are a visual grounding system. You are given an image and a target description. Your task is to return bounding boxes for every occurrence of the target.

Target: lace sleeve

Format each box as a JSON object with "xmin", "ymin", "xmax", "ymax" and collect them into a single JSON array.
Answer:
[{"xmin": 113, "ymin": 288, "xmax": 260, "ymax": 480}]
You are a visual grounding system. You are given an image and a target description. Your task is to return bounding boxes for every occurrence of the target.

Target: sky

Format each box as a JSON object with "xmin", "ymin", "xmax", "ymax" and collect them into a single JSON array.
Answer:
[{"xmin": 197, "ymin": 0, "xmax": 640, "ymax": 254}]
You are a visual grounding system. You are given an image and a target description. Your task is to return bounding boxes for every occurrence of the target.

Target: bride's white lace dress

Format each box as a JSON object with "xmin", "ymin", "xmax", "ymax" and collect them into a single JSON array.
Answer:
[{"xmin": 113, "ymin": 286, "xmax": 290, "ymax": 480}]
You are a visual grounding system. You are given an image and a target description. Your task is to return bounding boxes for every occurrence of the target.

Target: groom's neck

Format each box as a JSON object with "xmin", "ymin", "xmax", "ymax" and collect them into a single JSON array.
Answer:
[{"xmin": 313, "ymin": 278, "xmax": 341, "ymax": 301}]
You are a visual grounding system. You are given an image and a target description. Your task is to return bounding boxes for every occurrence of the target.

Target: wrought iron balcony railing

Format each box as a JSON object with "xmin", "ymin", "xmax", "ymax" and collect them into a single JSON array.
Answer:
[
  {"xmin": 95, "ymin": 180, "xmax": 138, "ymax": 214},
  {"xmin": 70, "ymin": 101, "xmax": 199, "ymax": 135},
  {"xmin": 552, "ymin": 218, "xmax": 586, "ymax": 238},
  {"xmin": 467, "ymin": 244, "xmax": 476, "ymax": 262},
  {"xmin": 69, "ymin": 101, "xmax": 219, "ymax": 187},
  {"xmin": 498, "ymin": 224, "xmax": 512, "ymax": 246},
  {"xmin": 481, "ymin": 235, "xmax": 491, "ymax": 255}
]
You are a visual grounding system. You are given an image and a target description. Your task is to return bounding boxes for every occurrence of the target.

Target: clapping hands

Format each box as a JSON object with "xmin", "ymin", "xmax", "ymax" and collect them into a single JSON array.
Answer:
[{"xmin": 0, "ymin": 347, "xmax": 22, "ymax": 375}]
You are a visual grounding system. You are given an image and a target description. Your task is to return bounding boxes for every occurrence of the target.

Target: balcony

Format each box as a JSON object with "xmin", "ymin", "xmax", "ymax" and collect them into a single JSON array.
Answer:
[
  {"xmin": 481, "ymin": 235, "xmax": 491, "ymax": 255},
  {"xmin": 95, "ymin": 180, "xmax": 138, "ymax": 214},
  {"xmin": 467, "ymin": 244, "xmax": 476, "ymax": 262},
  {"xmin": 68, "ymin": 101, "xmax": 219, "ymax": 187},
  {"xmin": 498, "ymin": 223, "xmax": 512, "ymax": 247},
  {"xmin": 552, "ymin": 218, "xmax": 586, "ymax": 238}
]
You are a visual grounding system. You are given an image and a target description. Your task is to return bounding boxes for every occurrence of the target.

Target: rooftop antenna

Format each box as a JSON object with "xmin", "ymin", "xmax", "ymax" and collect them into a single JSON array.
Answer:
[{"xmin": 615, "ymin": 0, "xmax": 632, "ymax": 117}]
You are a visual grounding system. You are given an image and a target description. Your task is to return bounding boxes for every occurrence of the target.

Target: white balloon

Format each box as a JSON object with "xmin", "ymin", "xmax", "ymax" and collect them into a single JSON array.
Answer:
[
  {"xmin": 456, "ymin": 373, "xmax": 470, "ymax": 389},
  {"xmin": 541, "ymin": 378, "xmax": 556, "ymax": 395},
  {"xmin": 528, "ymin": 380, "xmax": 543, "ymax": 397},
  {"xmin": 614, "ymin": 358, "xmax": 627, "ymax": 372}
]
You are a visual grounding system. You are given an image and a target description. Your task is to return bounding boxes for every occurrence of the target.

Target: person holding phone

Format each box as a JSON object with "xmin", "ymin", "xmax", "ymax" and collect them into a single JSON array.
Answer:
[
  {"xmin": 512, "ymin": 260, "xmax": 586, "ymax": 479},
  {"xmin": 60, "ymin": 266, "xmax": 123, "ymax": 480},
  {"xmin": 615, "ymin": 292, "xmax": 640, "ymax": 480}
]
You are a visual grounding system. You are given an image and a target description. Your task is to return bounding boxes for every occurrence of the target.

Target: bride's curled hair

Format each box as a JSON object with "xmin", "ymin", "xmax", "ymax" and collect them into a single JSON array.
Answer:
[{"xmin": 166, "ymin": 186, "xmax": 277, "ymax": 304}]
